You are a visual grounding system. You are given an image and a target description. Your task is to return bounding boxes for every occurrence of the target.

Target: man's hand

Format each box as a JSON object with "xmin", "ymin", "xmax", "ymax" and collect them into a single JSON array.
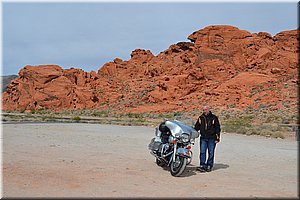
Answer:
[{"xmin": 215, "ymin": 134, "xmax": 220, "ymax": 143}]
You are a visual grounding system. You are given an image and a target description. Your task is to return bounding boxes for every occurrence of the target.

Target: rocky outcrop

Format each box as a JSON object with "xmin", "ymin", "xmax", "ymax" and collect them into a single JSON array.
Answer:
[
  {"xmin": 1, "ymin": 75, "xmax": 18, "ymax": 92},
  {"xmin": 2, "ymin": 25, "xmax": 298, "ymax": 113}
]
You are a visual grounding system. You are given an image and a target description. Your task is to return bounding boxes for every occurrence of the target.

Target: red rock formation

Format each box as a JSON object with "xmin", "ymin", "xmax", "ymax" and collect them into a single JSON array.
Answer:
[{"xmin": 2, "ymin": 25, "xmax": 298, "ymax": 113}]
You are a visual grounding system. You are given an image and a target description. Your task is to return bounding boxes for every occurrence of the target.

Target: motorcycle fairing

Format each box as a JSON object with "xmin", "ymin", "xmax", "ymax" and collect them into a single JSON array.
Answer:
[{"xmin": 165, "ymin": 120, "xmax": 199, "ymax": 139}]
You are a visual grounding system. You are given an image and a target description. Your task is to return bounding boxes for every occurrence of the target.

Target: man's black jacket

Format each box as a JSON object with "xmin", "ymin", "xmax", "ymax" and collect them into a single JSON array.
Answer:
[{"xmin": 194, "ymin": 111, "xmax": 221, "ymax": 141}]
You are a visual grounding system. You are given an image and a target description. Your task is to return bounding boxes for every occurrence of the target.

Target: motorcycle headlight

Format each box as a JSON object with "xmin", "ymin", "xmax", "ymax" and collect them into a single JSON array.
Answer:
[{"xmin": 181, "ymin": 134, "xmax": 190, "ymax": 143}]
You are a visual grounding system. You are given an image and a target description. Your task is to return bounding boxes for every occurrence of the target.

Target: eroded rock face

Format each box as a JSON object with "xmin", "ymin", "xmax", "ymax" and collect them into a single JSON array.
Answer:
[{"xmin": 2, "ymin": 25, "xmax": 298, "ymax": 113}]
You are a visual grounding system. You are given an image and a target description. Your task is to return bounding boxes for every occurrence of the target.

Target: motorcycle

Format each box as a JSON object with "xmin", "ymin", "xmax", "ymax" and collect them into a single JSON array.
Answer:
[{"xmin": 148, "ymin": 119, "xmax": 199, "ymax": 177}]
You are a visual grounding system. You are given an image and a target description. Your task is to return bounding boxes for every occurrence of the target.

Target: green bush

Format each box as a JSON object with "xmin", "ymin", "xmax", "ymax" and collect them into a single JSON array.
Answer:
[
  {"xmin": 265, "ymin": 114, "xmax": 282, "ymax": 124},
  {"xmin": 272, "ymin": 131, "xmax": 285, "ymax": 139},
  {"xmin": 72, "ymin": 116, "xmax": 81, "ymax": 122},
  {"xmin": 127, "ymin": 112, "xmax": 143, "ymax": 118},
  {"xmin": 246, "ymin": 129, "xmax": 257, "ymax": 136},
  {"xmin": 158, "ymin": 113, "xmax": 174, "ymax": 119},
  {"xmin": 235, "ymin": 126, "xmax": 248, "ymax": 134},
  {"xmin": 92, "ymin": 110, "xmax": 109, "ymax": 117},
  {"xmin": 228, "ymin": 104, "xmax": 236, "ymax": 108},
  {"xmin": 222, "ymin": 115, "xmax": 254, "ymax": 133}
]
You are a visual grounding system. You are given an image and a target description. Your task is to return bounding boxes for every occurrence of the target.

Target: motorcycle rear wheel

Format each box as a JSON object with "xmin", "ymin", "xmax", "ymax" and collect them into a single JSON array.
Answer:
[{"xmin": 170, "ymin": 156, "xmax": 187, "ymax": 177}]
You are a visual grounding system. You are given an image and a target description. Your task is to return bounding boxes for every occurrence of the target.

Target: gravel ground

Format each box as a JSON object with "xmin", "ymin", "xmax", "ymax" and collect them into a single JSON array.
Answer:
[{"xmin": 1, "ymin": 123, "xmax": 298, "ymax": 198}]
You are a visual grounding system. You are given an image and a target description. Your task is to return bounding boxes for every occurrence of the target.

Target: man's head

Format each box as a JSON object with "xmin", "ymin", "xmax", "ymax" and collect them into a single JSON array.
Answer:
[{"xmin": 203, "ymin": 105, "xmax": 210, "ymax": 115}]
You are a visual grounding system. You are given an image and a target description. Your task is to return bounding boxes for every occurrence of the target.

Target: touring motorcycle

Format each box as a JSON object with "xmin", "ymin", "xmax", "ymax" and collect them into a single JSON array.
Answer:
[{"xmin": 148, "ymin": 119, "xmax": 199, "ymax": 177}]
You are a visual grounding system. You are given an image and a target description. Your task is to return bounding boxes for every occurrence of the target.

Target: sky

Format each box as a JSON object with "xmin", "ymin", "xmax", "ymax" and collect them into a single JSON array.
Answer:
[{"xmin": 2, "ymin": 1, "xmax": 298, "ymax": 75}]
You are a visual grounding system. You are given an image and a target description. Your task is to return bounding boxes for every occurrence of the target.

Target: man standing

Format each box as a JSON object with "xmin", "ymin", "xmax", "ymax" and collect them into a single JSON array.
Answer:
[{"xmin": 194, "ymin": 105, "xmax": 221, "ymax": 172}]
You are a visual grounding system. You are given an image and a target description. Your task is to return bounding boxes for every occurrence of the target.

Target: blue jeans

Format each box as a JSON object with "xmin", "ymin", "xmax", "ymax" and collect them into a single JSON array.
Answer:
[{"xmin": 200, "ymin": 137, "xmax": 216, "ymax": 168}]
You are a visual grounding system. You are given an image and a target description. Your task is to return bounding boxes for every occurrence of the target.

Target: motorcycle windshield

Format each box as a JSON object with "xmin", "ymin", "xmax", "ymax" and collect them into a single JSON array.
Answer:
[{"xmin": 165, "ymin": 120, "xmax": 199, "ymax": 139}]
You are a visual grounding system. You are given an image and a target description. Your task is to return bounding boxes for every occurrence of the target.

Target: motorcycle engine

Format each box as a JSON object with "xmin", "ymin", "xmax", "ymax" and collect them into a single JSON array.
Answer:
[{"xmin": 158, "ymin": 143, "xmax": 170, "ymax": 156}]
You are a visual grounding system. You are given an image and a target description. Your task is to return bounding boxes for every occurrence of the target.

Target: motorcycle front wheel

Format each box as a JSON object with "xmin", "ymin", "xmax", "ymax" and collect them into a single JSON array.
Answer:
[{"xmin": 170, "ymin": 155, "xmax": 187, "ymax": 177}]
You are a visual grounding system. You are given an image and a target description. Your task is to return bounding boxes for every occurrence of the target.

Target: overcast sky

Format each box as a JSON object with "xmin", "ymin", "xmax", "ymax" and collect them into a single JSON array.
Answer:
[{"xmin": 2, "ymin": 2, "xmax": 298, "ymax": 75}]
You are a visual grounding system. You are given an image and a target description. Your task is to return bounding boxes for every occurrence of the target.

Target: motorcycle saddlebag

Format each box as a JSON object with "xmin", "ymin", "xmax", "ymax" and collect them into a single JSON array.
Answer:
[{"xmin": 148, "ymin": 138, "xmax": 162, "ymax": 151}]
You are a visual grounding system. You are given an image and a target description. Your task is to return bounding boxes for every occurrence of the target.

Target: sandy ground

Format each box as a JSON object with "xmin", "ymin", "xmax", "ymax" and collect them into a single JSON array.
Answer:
[{"xmin": 1, "ymin": 123, "xmax": 298, "ymax": 198}]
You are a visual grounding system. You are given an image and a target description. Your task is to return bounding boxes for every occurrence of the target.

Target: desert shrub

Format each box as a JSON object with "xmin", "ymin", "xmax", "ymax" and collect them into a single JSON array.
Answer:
[
  {"xmin": 264, "ymin": 114, "xmax": 282, "ymax": 124},
  {"xmin": 92, "ymin": 110, "xmax": 109, "ymax": 117},
  {"xmin": 245, "ymin": 126, "xmax": 261, "ymax": 136},
  {"xmin": 126, "ymin": 112, "xmax": 143, "ymax": 118},
  {"xmin": 158, "ymin": 112, "xmax": 175, "ymax": 119},
  {"xmin": 241, "ymin": 125, "xmax": 286, "ymax": 139},
  {"xmin": 228, "ymin": 104, "xmax": 236, "ymax": 108},
  {"xmin": 235, "ymin": 126, "xmax": 249, "ymax": 134},
  {"xmin": 259, "ymin": 104, "xmax": 266, "ymax": 109},
  {"xmin": 35, "ymin": 108, "xmax": 53, "ymax": 115},
  {"xmin": 173, "ymin": 112, "xmax": 183, "ymax": 117},
  {"xmin": 72, "ymin": 116, "xmax": 81, "ymax": 122},
  {"xmin": 272, "ymin": 131, "xmax": 285, "ymax": 139},
  {"xmin": 100, "ymin": 102, "xmax": 107, "ymax": 106},
  {"xmin": 261, "ymin": 123, "xmax": 281, "ymax": 132},
  {"xmin": 222, "ymin": 115, "xmax": 254, "ymax": 133},
  {"xmin": 259, "ymin": 129, "xmax": 273, "ymax": 137},
  {"xmin": 219, "ymin": 114, "xmax": 287, "ymax": 139},
  {"xmin": 289, "ymin": 114, "xmax": 298, "ymax": 124}
]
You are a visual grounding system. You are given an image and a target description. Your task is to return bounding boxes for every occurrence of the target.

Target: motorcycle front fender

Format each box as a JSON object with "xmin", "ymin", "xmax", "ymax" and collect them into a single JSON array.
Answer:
[{"xmin": 176, "ymin": 147, "xmax": 191, "ymax": 158}]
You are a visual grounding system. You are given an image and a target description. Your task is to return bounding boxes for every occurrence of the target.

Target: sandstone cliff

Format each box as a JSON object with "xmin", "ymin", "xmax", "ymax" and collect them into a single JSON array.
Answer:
[{"xmin": 2, "ymin": 25, "xmax": 298, "ymax": 113}]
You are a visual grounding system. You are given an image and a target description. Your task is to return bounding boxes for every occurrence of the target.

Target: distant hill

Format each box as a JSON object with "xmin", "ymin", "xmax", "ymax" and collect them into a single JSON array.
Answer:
[{"xmin": 1, "ymin": 75, "xmax": 18, "ymax": 93}]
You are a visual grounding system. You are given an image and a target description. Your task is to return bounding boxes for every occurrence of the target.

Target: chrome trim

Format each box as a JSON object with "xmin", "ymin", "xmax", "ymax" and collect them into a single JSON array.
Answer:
[
  {"xmin": 172, "ymin": 143, "xmax": 177, "ymax": 162},
  {"xmin": 163, "ymin": 151, "xmax": 173, "ymax": 158}
]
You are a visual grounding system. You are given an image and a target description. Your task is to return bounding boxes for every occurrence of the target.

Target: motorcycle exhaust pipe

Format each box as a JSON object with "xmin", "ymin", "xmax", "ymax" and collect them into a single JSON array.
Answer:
[{"xmin": 150, "ymin": 151, "xmax": 157, "ymax": 157}]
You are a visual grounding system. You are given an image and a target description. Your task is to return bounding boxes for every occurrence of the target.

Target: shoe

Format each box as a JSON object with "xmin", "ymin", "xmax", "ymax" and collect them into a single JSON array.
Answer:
[
  {"xmin": 196, "ymin": 166, "xmax": 206, "ymax": 173},
  {"xmin": 206, "ymin": 165, "xmax": 213, "ymax": 172}
]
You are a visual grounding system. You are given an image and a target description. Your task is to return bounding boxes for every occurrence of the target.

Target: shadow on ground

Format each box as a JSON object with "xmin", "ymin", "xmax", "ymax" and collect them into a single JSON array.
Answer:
[
  {"xmin": 179, "ymin": 163, "xmax": 230, "ymax": 177},
  {"xmin": 213, "ymin": 163, "xmax": 230, "ymax": 171},
  {"xmin": 160, "ymin": 164, "xmax": 197, "ymax": 177},
  {"xmin": 180, "ymin": 164, "xmax": 197, "ymax": 177},
  {"xmin": 152, "ymin": 161, "xmax": 229, "ymax": 177}
]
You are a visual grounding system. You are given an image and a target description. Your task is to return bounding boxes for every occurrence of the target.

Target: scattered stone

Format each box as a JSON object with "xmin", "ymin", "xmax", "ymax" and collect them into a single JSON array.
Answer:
[{"xmin": 271, "ymin": 68, "xmax": 282, "ymax": 74}]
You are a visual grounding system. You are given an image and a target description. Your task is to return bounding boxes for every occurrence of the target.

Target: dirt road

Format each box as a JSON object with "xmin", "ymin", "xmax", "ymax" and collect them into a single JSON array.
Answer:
[{"xmin": 2, "ymin": 123, "xmax": 298, "ymax": 198}]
